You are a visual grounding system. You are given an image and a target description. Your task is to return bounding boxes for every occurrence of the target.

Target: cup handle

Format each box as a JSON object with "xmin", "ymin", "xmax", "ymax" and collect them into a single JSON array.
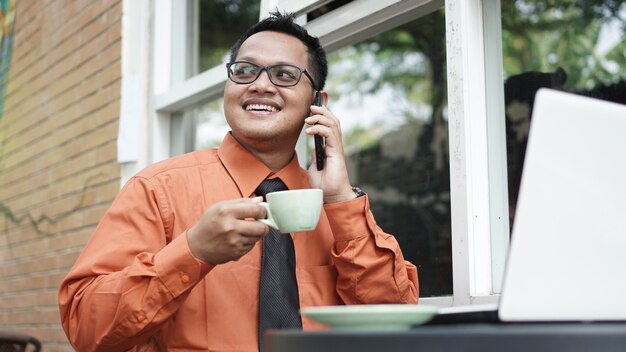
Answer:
[{"xmin": 258, "ymin": 202, "xmax": 279, "ymax": 230}]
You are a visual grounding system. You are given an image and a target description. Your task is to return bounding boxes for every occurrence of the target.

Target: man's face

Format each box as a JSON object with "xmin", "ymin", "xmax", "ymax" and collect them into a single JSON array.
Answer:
[{"xmin": 224, "ymin": 31, "xmax": 316, "ymax": 151}]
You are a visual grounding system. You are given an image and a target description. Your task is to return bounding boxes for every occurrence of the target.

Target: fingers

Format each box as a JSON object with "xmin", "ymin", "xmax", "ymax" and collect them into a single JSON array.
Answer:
[
  {"xmin": 217, "ymin": 197, "xmax": 266, "ymax": 221},
  {"xmin": 305, "ymin": 106, "xmax": 342, "ymax": 149},
  {"xmin": 228, "ymin": 233, "xmax": 259, "ymax": 259},
  {"xmin": 224, "ymin": 219, "xmax": 269, "ymax": 260},
  {"xmin": 215, "ymin": 199, "xmax": 269, "ymax": 238},
  {"xmin": 305, "ymin": 105, "xmax": 341, "ymax": 131},
  {"xmin": 305, "ymin": 106, "xmax": 353, "ymax": 197},
  {"xmin": 187, "ymin": 197, "xmax": 272, "ymax": 264},
  {"xmin": 238, "ymin": 218, "xmax": 269, "ymax": 239},
  {"xmin": 225, "ymin": 199, "xmax": 270, "ymax": 237}
]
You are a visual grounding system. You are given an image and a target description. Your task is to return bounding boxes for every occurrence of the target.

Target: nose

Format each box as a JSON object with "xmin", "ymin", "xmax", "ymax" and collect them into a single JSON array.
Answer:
[{"xmin": 249, "ymin": 68, "xmax": 276, "ymax": 93}]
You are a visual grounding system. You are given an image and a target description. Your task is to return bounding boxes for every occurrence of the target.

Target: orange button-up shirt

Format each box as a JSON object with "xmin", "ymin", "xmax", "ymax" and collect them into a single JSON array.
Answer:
[{"xmin": 59, "ymin": 133, "xmax": 418, "ymax": 351}]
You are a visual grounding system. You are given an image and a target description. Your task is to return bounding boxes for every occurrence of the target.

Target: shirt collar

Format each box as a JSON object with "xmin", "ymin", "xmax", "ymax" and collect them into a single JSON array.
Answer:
[{"xmin": 217, "ymin": 133, "xmax": 310, "ymax": 197}]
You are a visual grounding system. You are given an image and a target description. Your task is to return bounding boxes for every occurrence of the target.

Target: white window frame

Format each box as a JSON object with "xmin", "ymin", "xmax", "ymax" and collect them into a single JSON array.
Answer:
[
  {"xmin": 119, "ymin": 0, "xmax": 510, "ymax": 308},
  {"xmin": 444, "ymin": 0, "xmax": 508, "ymax": 307}
]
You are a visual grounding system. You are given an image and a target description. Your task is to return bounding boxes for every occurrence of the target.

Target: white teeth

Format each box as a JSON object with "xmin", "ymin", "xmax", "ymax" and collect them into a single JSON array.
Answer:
[{"xmin": 245, "ymin": 104, "xmax": 278, "ymax": 112}]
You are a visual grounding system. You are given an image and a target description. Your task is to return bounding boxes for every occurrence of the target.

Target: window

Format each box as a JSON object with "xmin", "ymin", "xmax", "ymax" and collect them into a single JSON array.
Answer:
[
  {"xmin": 501, "ymin": 1, "xmax": 626, "ymax": 230},
  {"xmin": 324, "ymin": 10, "xmax": 451, "ymax": 297},
  {"xmin": 144, "ymin": 0, "xmax": 522, "ymax": 306}
]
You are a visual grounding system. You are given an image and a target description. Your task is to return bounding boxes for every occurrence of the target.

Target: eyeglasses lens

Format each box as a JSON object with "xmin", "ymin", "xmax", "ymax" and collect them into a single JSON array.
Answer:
[
  {"xmin": 228, "ymin": 62, "xmax": 302, "ymax": 87},
  {"xmin": 229, "ymin": 62, "xmax": 259, "ymax": 83},
  {"xmin": 268, "ymin": 66, "xmax": 300, "ymax": 86}
]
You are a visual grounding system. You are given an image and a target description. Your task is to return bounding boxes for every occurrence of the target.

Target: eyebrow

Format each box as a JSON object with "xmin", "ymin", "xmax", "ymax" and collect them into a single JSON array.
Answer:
[{"xmin": 236, "ymin": 56, "xmax": 301, "ymax": 67}]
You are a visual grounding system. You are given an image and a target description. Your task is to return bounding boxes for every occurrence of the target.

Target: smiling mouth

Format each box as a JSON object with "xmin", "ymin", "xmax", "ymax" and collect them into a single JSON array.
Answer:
[{"xmin": 244, "ymin": 104, "xmax": 280, "ymax": 113}]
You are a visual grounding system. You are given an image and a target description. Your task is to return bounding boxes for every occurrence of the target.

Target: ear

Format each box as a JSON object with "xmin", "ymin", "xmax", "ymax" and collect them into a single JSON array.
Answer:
[
  {"xmin": 311, "ymin": 90, "xmax": 328, "ymax": 106},
  {"xmin": 319, "ymin": 90, "xmax": 329, "ymax": 106}
]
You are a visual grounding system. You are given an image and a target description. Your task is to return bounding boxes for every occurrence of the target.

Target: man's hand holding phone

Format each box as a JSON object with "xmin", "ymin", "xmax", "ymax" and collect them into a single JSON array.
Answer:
[{"xmin": 305, "ymin": 102, "xmax": 356, "ymax": 204}]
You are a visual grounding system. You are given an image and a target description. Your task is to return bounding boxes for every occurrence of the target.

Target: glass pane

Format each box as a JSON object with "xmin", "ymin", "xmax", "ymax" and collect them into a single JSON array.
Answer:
[
  {"xmin": 502, "ymin": 1, "xmax": 626, "ymax": 229},
  {"xmin": 307, "ymin": 0, "xmax": 354, "ymax": 21},
  {"xmin": 170, "ymin": 110, "xmax": 194, "ymax": 156},
  {"xmin": 194, "ymin": 0, "xmax": 260, "ymax": 75},
  {"xmin": 322, "ymin": 9, "xmax": 451, "ymax": 297},
  {"xmin": 171, "ymin": 97, "xmax": 230, "ymax": 156},
  {"xmin": 194, "ymin": 98, "xmax": 231, "ymax": 150}
]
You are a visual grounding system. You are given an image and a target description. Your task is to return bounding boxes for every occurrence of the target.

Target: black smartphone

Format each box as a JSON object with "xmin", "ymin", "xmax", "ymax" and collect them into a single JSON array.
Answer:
[{"xmin": 313, "ymin": 91, "xmax": 325, "ymax": 170}]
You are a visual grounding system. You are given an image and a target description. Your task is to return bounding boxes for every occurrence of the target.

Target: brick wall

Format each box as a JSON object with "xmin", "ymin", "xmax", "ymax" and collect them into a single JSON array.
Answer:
[{"xmin": 0, "ymin": 0, "xmax": 122, "ymax": 350}]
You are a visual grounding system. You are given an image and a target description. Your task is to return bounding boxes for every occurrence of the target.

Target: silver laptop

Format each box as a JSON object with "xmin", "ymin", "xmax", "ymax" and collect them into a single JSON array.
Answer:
[
  {"xmin": 498, "ymin": 88, "xmax": 626, "ymax": 322},
  {"xmin": 433, "ymin": 89, "xmax": 626, "ymax": 324}
]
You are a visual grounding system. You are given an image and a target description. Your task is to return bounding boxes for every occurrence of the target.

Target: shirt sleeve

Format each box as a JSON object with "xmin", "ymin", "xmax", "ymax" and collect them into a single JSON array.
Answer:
[
  {"xmin": 323, "ymin": 194, "xmax": 419, "ymax": 304},
  {"xmin": 58, "ymin": 176, "xmax": 213, "ymax": 352}
]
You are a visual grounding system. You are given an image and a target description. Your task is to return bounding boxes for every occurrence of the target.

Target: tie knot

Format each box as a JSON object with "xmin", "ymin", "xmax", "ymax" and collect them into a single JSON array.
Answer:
[{"xmin": 255, "ymin": 178, "xmax": 288, "ymax": 198}]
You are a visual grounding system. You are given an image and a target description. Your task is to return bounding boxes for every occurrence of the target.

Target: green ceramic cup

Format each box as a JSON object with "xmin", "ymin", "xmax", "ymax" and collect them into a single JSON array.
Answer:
[{"xmin": 258, "ymin": 189, "xmax": 323, "ymax": 233}]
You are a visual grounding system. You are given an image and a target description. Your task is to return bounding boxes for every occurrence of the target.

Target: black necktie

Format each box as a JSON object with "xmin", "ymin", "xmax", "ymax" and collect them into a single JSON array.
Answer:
[{"xmin": 256, "ymin": 178, "xmax": 302, "ymax": 352}]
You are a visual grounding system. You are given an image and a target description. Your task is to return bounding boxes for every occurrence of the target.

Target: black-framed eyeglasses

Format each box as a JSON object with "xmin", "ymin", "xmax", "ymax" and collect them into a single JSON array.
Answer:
[{"xmin": 226, "ymin": 61, "xmax": 318, "ymax": 89}]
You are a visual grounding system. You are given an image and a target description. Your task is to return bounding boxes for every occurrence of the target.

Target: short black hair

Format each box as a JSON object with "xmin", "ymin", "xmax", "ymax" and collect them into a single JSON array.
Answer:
[{"xmin": 229, "ymin": 10, "xmax": 328, "ymax": 90}]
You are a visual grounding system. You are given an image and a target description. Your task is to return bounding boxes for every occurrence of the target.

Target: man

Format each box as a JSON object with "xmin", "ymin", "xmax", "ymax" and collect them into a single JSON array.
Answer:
[{"xmin": 59, "ymin": 11, "xmax": 418, "ymax": 352}]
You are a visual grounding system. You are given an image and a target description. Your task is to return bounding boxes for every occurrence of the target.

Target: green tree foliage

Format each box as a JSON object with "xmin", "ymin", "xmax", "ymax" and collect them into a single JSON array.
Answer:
[
  {"xmin": 327, "ymin": 9, "xmax": 447, "ymax": 149},
  {"xmin": 329, "ymin": 1, "xmax": 624, "ymax": 120},
  {"xmin": 198, "ymin": 0, "xmax": 260, "ymax": 72},
  {"xmin": 500, "ymin": 0, "xmax": 625, "ymax": 88},
  {"xmin": 329, "ymin": 9, "xmax": 446, "ymax": 125}
]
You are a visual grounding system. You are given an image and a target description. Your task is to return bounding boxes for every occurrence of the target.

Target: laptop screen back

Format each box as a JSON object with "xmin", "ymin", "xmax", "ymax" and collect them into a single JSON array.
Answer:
[{"xmin": 498, "ymin": 88, "xmax": 626, "ymax": 322}]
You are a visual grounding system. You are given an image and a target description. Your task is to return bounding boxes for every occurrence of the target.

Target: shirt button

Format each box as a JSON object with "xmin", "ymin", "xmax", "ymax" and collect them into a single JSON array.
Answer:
[
  {"xmin": 180, "ymin": 273, "xmax": 190, "ymax": 283},
  {"xmin": 136, "ymin": 311, "xmax": 146, "ymax": 323}
]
